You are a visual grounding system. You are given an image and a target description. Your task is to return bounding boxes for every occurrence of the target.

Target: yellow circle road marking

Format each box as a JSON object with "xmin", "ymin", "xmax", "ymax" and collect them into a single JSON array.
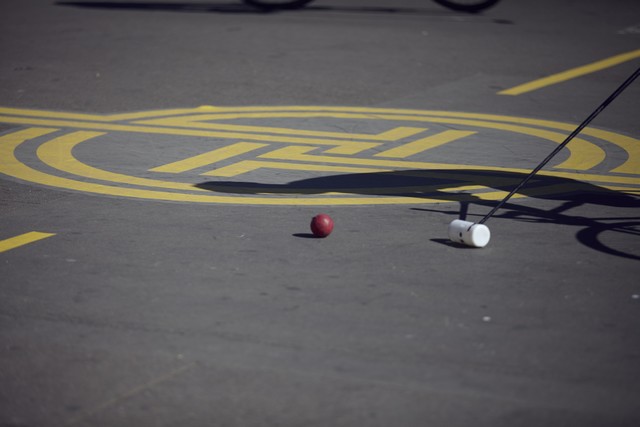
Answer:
[{"xmin": 0, "ymin": 106, "xmax": 638, "ymax": 205}]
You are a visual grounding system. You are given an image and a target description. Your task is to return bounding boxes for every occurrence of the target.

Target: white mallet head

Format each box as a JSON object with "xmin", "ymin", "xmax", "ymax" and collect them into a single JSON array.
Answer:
[{"xmin": 448, "ymin": 219, "xmax": 491, "ymax": 248}]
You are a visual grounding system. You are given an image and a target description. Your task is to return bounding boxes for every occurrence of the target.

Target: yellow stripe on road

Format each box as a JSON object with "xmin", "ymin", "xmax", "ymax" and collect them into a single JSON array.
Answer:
[
  {"xmin": 499, "ymin": 49, "xmax": 640, "ymax": 95},
  {"xmin": 0, "ymin": 115, "xmax": 380, "ymax": 155},
  {"xmin": 1, "ymin": 127, "xmax": 638, "ymax": 204},
  {"xmin": 202, "ymin": 159, "xmax": 388, "ymax": 177},
  {"xmin": 0, "ymin": 232, "xmax": 56, "ymax": 253},
  {"xmin": 150, "ymin": 142, "xmax": 268, "ymax": 173},
  {"xmin": 36, "ymin": 131, "xmax": 210, "ymax": 191},
  {"xmin": 375, "ymin": 130, "xmax": 476, "ymax": 158},
  {"xmin": 0, "ymin": 106, "xmax": 218, "ymax": 122}
]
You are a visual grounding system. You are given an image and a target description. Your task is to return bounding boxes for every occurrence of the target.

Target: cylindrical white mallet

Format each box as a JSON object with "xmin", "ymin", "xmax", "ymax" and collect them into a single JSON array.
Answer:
[
  {"xmin": 448, "ymin": 219, "xmax": 490, "ymax": 248},
  {"xmin": 446, "ymin": 67, "xmax": 639, "ymax": 249}
]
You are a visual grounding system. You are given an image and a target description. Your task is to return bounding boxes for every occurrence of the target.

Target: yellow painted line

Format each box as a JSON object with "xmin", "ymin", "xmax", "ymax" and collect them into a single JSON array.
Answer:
[
  {"xmin": 150, "ymin": 142, "xmax": 268, "ymax": 173},
  {"xmin": 0, "ymin": 231, "xmax": 56, "ymax": 253},
  {"xmin": 320, "ymin": 144, "xmax": 372, "ymax": 155},
  {"xmin": 127, "ymin": 111, "xmax": 606, "ymax": 171},
  {"xmin": 375, "ymin": 130, "xmax": 476, "ymax": 158},
  {"xmin": 36, "ymin": 131, "xmax": 209, "ymax": 191},
  {"xmin": 604, "ymin": 186, "xmax": 640, "ymax": 194},
  {"xmin": 167, "ymin": 108, "xmax": 629, "ymax": 171},
  {"xmin": 105, "ymin": 106, "xmax": 222, "ymax": 121},
  {"xmin": 0, "ymin": 106, "xmax": 214, "ymax": 122},
  {"xmin": 5, "ymin": 127, "xmax": 634, "ymax": 205},
  {"xmin": 1, "ymin": 106, "xmax": 637, "ymax": 205},
  {"xmin": 0, "ymin": 128, "xmax": 450, "ymax": 205},
  {"xmin": 260, "ymin": 145, "xmax": 640, "ymax": 186},
  {"xmin": 0, "ymin": 126, "xmax": 61, "ymax": 156},
  {"xmin": 138, "ymin": 115, "xmax": 428, "ymax": 142},
  {"xmin": 579, "ymin": 128, "xmax": 640, "ymax": 174},
  {"xmin": 0, "ymin": 107, "xmax": 115, "ymax": 122},
  {"xmin": 468, "ymin": 184, "xmax": 596, "ymax": 201},
  {"xmin": 364, "ymin": 114, "xmax": 604, "ymax": 171},
  {"xmin": 499, "ymin": 49, "xmax": 640, "ymax": 95},
  {"xmin": 0, "ymin": 115, "xmax": 380, "ymax": 154},
  {"xmin": 5, "ymin": 104, "xmax": 622, "ymax": 173},
  {"xmin": 202, "ymin": 159, "xmax": 388, "ymax": 177},
  {"xmin": 375, "ymin": 127, "xmax": 429, "ymax": 141},
  {"xmin": 376, "ymin": 112, "xmax": 638, "ymax": 174},
  {"xmin": 0, "ymin": 110, "xmax": 608, "ymax": 169},
  {"xmin": 413, "ymin": 113, "xmax": 639, "ymax": 174}
]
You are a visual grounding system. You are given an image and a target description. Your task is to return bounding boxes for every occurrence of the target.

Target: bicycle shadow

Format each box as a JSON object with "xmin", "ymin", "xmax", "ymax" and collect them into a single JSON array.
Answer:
[
  {"xmin": 56, "ymin": 1, "xmax": 511, "ymax": 19},
  {"xmin": 196, "ymin": 169, "xmax": 640, "ymax": 259}
]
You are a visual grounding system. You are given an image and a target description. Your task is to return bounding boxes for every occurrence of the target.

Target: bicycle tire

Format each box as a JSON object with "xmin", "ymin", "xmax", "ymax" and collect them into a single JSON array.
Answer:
[
  {"xmin": 243, "ymin": 0, "xmax": 315, "ymax": 10},
  {"xmin": 433, "ymin": 0, "xmax": 501, "ymax": 13}
]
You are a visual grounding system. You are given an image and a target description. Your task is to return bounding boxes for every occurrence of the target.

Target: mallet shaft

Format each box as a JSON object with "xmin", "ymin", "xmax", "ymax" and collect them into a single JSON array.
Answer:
[{"xmin": 478, "ymin": 66, "xmax": 640, "ymax": 225}]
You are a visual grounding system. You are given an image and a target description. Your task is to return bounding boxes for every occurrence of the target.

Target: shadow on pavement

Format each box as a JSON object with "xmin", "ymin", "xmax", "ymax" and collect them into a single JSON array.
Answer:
[
  {"xmin": 56, "ymin": 1, "xmax": 513, "ymax": 20},
  {"xmin": 196, "ymin": 169, "xmax": 640, "ymax": 258}
]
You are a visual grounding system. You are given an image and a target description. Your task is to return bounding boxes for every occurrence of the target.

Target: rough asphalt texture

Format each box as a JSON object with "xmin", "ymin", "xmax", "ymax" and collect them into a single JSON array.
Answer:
[{"xmin": 1, "ymin": 0, "xmax": 639, "ymax": 426}]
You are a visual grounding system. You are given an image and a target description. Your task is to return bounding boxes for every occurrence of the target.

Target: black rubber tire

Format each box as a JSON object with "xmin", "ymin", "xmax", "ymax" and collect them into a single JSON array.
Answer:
[
  {"xmin": 433, "ymin": 0, "xmax": 501, "ymax": 13},
  {"xmin": 243, "ymin": 0, "xmax": 315, "ymax": 10}
]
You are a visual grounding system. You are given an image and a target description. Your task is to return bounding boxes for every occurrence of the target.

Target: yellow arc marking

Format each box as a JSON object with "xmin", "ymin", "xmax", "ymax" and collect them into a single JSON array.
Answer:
[
  {"xmin": 139, "ymin": 112, "xmax": 607, "ymax": 171},
  {"xmin": 499, "ymin": 49, "xmax": 640, "ymax": 95},
  {"xmin": 0, "ymin": 112, "xmax": 609, "ymax": 170},
  {"xmin": 0, "ymin": 106, "xmax": 221, "ymax": 122},
  {"xmin": 4, "ymin": 128, "xmax": 634, "ymax": 205},
  {"xmin": 203, "ymin": 160, "xmax": 387, "ymax": 177},
  {"xmin": 0, "ymin": 114, "xmax": 381, "ymax": 155},
  {"xmin": 137, "ymin": 114, "xmax": 428, "ymax": 142},
  {"xmin": 0, "ymin": 128, "xmax": 443, "ymax": 205},
  {"xmin": 0, "ymin": 232, "xmax": 56, "ymax": 253},
  {"xmin": 36, "ymin": 132, "xmax": 210, "ymax": 191},
  {"xmin": 260, "ymin": 145, "xmax": 639, "ymax": 185},
  {"xmin": 0, "ymin": 106, "xmax": 638, "ymax": 206}
]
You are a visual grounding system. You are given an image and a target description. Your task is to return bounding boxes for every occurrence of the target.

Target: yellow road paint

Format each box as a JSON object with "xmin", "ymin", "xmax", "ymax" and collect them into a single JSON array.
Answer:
[
  {"xmin": 36, "ymin": 132, "xmax": 209, "ymax": 191},
  {"xmin": 0, "ymin": 115, "xmax": 381, "ymax": 154},
  {"xmin": 135, "ymin": 111, "xmax": 606, "ymax": 171},
  {"xmin": 0, "ymin": 231, "xmax": 56, "ymax": 253},
  {"xmin": 0, "ymin": 106, "xmax": 217, "ymax": 122},
  {"xmin": 139, "ymin": 114, "xmax": 428, "ymax": 142},
  {"xmin": 0, "ymin": 107, "xmax": 637, "ymax": 206},
  {"xmin": 259, "ymin": 145, "xmax": 639, "ymax": 186},
  {"xmin": 0, "ymin": 128, "xmax": 453, "ymax": 204},
  {"xmin": 578, "ymin": 128, "xmax": 640, "ymax": 174},
  {"xmin": 202, "ymin": 159, "xmax": 388, "ymax": 177},
  {"xmin": 4, "ymin": 127, "xmax": 631, "ymax": 205},
  {"xmin": 499, "ymin": 49, "xmax": 640, "ymax": 95},
  {"xmin": 375, "ymin": 130, "xmax": 477, "ymax": 158},
  {"xmin": 0, "ymin": 111, "xmax": 609, "ymax": 170},
  {"xmin": 0, "ymin": 126, "xmax": 60, "ymax": 147},
  {"xmin": 150, "ymin": 142, "xmax": 268, "ymax": 173}
]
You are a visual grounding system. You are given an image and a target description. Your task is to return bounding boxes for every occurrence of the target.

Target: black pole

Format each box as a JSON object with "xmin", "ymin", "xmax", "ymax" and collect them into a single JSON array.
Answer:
[{"xmin": 478, "ymin": 66, "xmax": 640, "ymax": 225}]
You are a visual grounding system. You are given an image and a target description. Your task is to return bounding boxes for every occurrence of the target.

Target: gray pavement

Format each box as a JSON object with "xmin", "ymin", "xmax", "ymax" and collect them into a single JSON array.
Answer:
[{"xmin": 1, "ymin": 0, "xmax": 640, "ymax": 426}]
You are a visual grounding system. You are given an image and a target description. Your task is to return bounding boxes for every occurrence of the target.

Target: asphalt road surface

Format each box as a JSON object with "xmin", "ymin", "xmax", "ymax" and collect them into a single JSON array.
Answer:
[{"xmin": 1, "ymin": 0, "xmax": 639, "ymax": 426}]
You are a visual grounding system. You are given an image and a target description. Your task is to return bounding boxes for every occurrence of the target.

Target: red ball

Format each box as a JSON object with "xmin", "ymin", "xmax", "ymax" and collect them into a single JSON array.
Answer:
[{"xmin": 310, "ymin": 214, "xmax": 334, "ymax": 238}]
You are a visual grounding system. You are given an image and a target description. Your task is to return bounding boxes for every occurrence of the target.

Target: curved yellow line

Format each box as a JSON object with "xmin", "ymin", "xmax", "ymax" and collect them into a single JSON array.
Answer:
[
  {"xmin": 36, "ymin": 131, "xmax": 210, "ymax": 191},
  {"xmin": 3, "ymin": 107, "xmax": 631, "ymax": 173},
  {"xmin": 580, "ymin": 128, "xmax": 640, "ymax": 174},
  {"xmin": 0, "ymin": 127, "xmax": 476, "ymax": 205},
  {"xmin": 190, "ymin": 107, "xmax": 638, "ymax": 173},
  {"xmin": 0, "ymin": 106, "xmax": 218, "ymax": 122},
  {"xmin": 439, "ymin": 113, "xmax": 639, "ymax": 174},
  {"xmin": 2, "ymin": 125, "xmax": 637, "ymax": 206},
  {"xmin": 151, "ymin": 112, "xmax": 605, "ymax": 171}
]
